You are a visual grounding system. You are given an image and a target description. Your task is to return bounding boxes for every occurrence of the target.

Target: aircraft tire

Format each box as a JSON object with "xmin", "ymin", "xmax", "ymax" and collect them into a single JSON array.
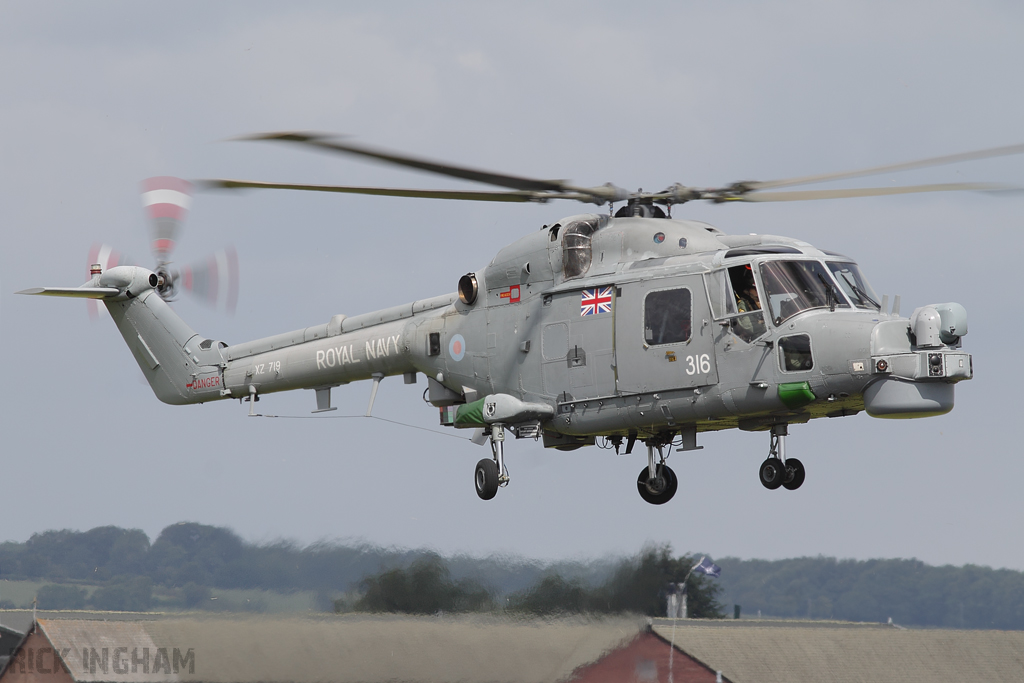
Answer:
[
  {"xmin": 475, "ymin": 459, "xmax": 499, "ymax": 500},
  {"xmin": 782, "ymin": 458, "xmax": 806, "ymax": 491},
  {"xmin": 637, "ymin": 464, "xmax": 676, "ymax": 505},
  {"xmin": 664, "ymin": 465, "xmax": 678, "ymax": 500},
  {"xmin": 758, "ymin": 458, "xmax": 786, "ymax": 490}
]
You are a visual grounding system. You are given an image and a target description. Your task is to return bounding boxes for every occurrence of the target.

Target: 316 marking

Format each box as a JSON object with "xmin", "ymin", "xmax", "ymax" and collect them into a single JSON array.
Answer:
[{"xmin": 685, "ymin": 354, "xmax": 711, "ymax": 376}]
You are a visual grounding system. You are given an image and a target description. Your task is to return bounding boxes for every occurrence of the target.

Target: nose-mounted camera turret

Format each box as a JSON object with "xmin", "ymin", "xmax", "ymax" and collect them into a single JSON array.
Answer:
[
  {"xmin": 866, "ymin": 301, "xmax": 972, "ymax": 418},
  {"xmin": 910, "ymin": 302, "xmax": 968, "ymax": 347}
]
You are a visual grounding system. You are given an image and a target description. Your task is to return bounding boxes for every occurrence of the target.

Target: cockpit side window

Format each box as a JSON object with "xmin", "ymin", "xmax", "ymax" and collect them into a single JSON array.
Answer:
[
  {"xmin": 704, "ymin": 266, "xmax": 767, "ymax": 343},
  {"xmin": 705, "ymin": 269, "xmax": 737, "ymax": 319},
  {"xmin": 827, "ymin": 261, "xmax": 880, "ymax": 310},
  {"xmin": 759, "ymin": 260, "xmax": 836, "ymax": 325},
  {"xmin": 728, "ymin": 265, "xmax": 763, "ymax": 315},
  {"xmin": 562, "ymin": 218, "xmax": 599, "ymax": 279}
]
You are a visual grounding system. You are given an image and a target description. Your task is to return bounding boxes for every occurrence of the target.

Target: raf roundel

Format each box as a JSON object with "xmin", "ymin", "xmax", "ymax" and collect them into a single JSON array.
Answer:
[
  {"xmin": 653, "ymin": 232, "xmax": 666, "ymax": 244},
  {"xmin": 449, "ymin": 333, "xmax": 466, "ymax": 361}
]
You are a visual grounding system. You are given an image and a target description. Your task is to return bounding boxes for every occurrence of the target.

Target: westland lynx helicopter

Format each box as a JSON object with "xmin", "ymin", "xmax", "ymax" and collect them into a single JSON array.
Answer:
[{"xmin": 22, "ymin": 135, "xmax": 1021, "ymax": 503}]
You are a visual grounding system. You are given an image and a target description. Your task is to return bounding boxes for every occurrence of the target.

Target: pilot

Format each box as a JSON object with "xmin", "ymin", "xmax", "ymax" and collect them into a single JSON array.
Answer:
[
  {"xmin": 731, "ymin": 271, "xmax": 764, "ymax": 342},
  {"xmin": 736, "ymin": 279, "xmax": 761, "ymax": 313}
]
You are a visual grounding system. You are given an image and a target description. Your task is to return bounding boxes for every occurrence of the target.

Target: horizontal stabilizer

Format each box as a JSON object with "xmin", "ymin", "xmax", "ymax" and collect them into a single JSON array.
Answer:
[{"xmin": 17, "ymin": 287, "xmax": 120, "ymax": 299}]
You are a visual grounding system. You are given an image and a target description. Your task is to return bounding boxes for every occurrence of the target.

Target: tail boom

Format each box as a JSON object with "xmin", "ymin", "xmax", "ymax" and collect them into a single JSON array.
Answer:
[{"xmin": 23, "ymin": 266, "xmax": 458, "ymax": 407}]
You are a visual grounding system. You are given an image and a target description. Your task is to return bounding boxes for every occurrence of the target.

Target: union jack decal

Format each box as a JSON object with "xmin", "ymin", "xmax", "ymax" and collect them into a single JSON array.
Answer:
[{"xmin": 581, "ymin": 286, "xmax": 613, "ymax": 316}]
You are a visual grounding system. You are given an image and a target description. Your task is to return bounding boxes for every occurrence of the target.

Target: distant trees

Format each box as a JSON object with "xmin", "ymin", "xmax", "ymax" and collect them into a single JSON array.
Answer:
[
  {"xmin": 148, "ymin": 523, "xmax": 246, "ymax": 587},
  {"xmin": 344, "ymin": 545, "xmax": 724, "ymax": 619},
  {"xmin": 0, "ymin": 523, "xmax": 409, "ymax": 597},
  {"xmin": 182, "ymin": 582, "xmax": 213, "ymax": 608},
  {"xmin": 6, "ymin": 522, "xmax": 1024, "ymax": 629},
  {"xmin": 509, "ymin": 574, "xmax": 591, "ymax": 615},
  {"xmin": 90, "ymin": 577, "xmax": 153, "ymax": 611},
  {"xmin": 715, "ymin": 557, "xmax": 1024, "ymax": 629},
  {"xmin": 36, "ymin": 584, "xmax": 87, "ymax": 610},
  {"xmin": 350, "ymin": 555, "xmax": 493, "ymax": 614},
  {"xmin": 507, "ymin": 545, "xmax": 725, "ymax": 619},
  {"xmin": 10, "ymin": 527, "xmax": 150, "ymax": 582}
]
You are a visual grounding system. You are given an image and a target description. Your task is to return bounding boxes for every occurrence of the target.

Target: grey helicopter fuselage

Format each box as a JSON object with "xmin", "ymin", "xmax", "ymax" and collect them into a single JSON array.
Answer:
[
  {"xmin": 27, "ymin": 131, "xmax": 1004, "ymax": 502},
  {"xmin": 85, "ymin": 212, "xmax": 971, "ymax": 462}
]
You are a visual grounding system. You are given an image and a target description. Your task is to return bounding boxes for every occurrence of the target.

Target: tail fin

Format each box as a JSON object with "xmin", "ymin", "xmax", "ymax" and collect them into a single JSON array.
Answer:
[
  {"xmin": 106, "ymin": 289, "xmax": 205, "ymax": 404},
  {"xmin": 21, "ymin": 266, "xmax": 224, "ymax": 405}
]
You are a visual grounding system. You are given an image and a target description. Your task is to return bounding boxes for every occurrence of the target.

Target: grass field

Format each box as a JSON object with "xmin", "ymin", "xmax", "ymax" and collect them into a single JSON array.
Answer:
[{"xmin": 0, "ymin": 579, "xmax": 320, "ymax": 613}]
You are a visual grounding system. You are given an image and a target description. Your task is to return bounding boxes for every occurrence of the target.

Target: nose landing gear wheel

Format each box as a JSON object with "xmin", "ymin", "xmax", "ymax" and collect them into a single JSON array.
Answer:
[
  {"xmin": 637, "ymin": 464, "xmax": 678, "ymax": 505},
  {"xmin": 475, "ymin": 459, "xmax": 499, "ymax": 500},
  {"xmin": 759, "ymin": 458, "xmax": 785, "ymax": 490},
  {"xmin": 782, "ymin": 458, "xmax": 806, "ymax": 490}
]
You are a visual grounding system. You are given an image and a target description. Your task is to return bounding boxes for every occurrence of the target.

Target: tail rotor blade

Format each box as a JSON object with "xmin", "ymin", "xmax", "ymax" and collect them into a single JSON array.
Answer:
[
  {"xmin": 179, "ymin": 246, "xmax": 239, "ymax": 314},
  {"xmin": 141, "ymin": 176, "xmax": 193, "ymax": 262},
  {"xmin": 86, "ymin": 243, "xmax": 133, "ymax": 320}
]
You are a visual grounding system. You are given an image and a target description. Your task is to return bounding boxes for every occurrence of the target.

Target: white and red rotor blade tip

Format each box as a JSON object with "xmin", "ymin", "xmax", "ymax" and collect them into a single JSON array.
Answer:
[
  {"xmin": 141, "ymin": 176, "xmax": 192, "ymax": 262},
  {"xmin": 180, "ymin": 246, "xmax": 239, "ymax": 314}
]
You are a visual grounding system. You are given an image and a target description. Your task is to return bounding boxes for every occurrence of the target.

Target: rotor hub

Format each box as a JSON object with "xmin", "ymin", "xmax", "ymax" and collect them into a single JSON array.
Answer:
[{"xmin": 154, "ymin": 265, "xmax": 177, "ymax": 301}]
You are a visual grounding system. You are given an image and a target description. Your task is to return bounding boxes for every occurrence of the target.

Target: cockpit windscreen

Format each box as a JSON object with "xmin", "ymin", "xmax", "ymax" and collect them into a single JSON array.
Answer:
[
  {"xmin": 827, "ymin": 261, "xmax": 880, "ymax": 309},
  {"xmin": 759, "ymin": 260, "xmax": 834, "ymax": 325}
]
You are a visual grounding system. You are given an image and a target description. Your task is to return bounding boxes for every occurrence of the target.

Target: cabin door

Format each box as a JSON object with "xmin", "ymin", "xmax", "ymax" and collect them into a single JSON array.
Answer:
[
  {"xmin": 614, "ymin": 274, "xmax": 719, "ymax": 394},
  {"xmin": 539, "ymin": 287, "xmax": 616, "ymax": 400}
]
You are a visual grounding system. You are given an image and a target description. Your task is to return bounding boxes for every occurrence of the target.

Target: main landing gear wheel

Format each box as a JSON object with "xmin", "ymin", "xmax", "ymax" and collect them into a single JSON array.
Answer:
[
  {"xmin": 758, "ymin": 459, "xmax": 785, "ymax": 490},
  {"xmin": 637, "ymin": 464, "xmax": 678, "ymax": 505},
  {"xmin": 475, "ymin": 459, "xmax": 499, "ymax": 500},
  {"xmin": 782, "ymin": 457, "xmax": 806, "ymax": 491}
]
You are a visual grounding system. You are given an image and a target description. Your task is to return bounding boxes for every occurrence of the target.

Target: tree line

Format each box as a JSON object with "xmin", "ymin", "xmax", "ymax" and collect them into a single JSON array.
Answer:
[
  {"xmin": 3, "ymin": 523, "xmax": 1024, "ymax": 628},
  {"xmin": 714, "ymin": 556, "xmax": 1024, "ymax": 630},
  {"xmin": 345, "ymin": 546, "xmax": 724, "ymax": 619}
]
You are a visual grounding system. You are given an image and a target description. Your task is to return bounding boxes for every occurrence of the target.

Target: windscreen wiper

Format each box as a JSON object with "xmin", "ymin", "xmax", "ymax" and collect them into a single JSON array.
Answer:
[{"xmin": 838, "ymin": 272, "xmax": 880, "ymax": 308}]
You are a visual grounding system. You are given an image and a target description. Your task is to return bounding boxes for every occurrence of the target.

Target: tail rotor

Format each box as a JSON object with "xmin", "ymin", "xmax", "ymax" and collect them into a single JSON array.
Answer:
[
  {"xmin": 179, "ymin": 246, "xmax": 239, "ymax": 314},
  {"xmin": 86, "ymin": 177, "xmax": 239, "ymax": 319},
  {"xmin": 85, "ymin": 243, "xmax": 134, "ymax": 319},
  {"xmin": 142, "ymin": 176, "xmax": 192, "ymax": 263}
]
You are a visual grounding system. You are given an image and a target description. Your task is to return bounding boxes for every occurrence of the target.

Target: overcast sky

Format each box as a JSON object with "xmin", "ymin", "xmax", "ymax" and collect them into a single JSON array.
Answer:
[{"xmin": 3, "ymin": 1, "xmax": 1024, "ymax": 571}]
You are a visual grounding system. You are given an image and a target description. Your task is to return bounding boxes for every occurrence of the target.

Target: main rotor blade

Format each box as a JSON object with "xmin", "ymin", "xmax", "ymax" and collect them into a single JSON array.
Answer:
[
  {"xmin": 747, "ymin": 143, "xmax": 1024, "ymax": 191},
  {"xmin": 238, "ymin": 132, "xmax": 573, "ymax": 194},
  {"xmin": 724, "ymin": 182, "xmax": 1015, "ymax": 203},
  {"xmin": 200, "ymin": 179, "xmax": 563, "ymax": 203}
]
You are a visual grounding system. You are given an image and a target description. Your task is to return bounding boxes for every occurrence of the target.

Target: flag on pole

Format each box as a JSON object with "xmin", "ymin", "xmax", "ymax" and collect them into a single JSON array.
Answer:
[{"xmin": 692, "ymin": 556, "xmax": 721, "ymax": 578}]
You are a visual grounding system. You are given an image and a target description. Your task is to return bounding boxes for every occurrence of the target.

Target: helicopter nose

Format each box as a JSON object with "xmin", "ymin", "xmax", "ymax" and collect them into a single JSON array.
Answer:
[{"xmin": 863, "ymin": 303, "xmax": 972, "ymax": 419}]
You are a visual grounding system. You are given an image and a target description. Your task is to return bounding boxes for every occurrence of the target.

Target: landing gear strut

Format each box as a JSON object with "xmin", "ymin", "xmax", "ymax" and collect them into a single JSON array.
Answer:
[
  {"xmin": 475, "ymin": 425, "xmax": 510, "ymax": 500},
  {"xmin": 637, "ymin": 442, "xmax": 678, "ymax": 505},
  {"xmin": 758, "ymin": 424, "xmax": 805, "ymax": 491}
]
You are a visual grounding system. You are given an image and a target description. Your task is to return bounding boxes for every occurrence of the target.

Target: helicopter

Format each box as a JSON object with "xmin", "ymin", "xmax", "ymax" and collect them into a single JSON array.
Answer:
[{"xmin": 20, "ymin": 134, "xmax": 1021, "ymax": 503}]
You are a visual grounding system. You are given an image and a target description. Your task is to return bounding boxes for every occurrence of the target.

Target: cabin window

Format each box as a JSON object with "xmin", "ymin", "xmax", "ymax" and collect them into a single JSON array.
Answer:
[
  {"xmin": 827, "ymin": 261, "xmax": 880, "ymax": 309},
  {"xmin": 561, "ymin": 218, "xmax": 599, "ymax": 279},
  {"xmin": 779, "ymin": 334, "xmax": 814, "ymax": 372},
  {"xmin": 759, "ymin": 260, "xmax": 837, "ymax": 325},
  {"xmin": 644, "ymin": 288, "xmax": 692, "ymax": 346}
]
